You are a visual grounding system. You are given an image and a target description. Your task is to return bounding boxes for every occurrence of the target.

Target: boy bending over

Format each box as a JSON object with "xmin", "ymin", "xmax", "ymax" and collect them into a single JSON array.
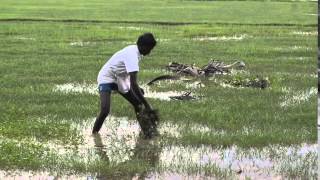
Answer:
[{"xmin": 93, "ymin": 33, "xmax": 158, "ymax": 138}]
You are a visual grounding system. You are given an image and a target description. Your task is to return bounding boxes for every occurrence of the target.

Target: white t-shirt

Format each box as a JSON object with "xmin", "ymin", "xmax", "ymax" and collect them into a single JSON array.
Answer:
[{"xmin": 97, "ymin": 45, "xmax": 142, "ymax": 93}]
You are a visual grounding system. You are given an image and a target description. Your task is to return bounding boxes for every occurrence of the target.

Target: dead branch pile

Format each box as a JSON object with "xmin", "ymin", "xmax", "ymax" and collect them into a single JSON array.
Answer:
[{"xmin": 166, "ymin": 60, "xmax": 245, "ymax": 77}]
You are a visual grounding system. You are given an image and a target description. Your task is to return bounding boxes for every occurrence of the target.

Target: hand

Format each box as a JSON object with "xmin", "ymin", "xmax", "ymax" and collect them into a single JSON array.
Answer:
[
  {"xmin": 139, "ymin": 87, "xmax": 145, "ymax": 95},
  {"xmin": 144, "ymin": 103, "xmax": 152, "ymax": 112},
  {"xmin": 145, "ymin": 108, "xmax": 159, "ymax": 126}
]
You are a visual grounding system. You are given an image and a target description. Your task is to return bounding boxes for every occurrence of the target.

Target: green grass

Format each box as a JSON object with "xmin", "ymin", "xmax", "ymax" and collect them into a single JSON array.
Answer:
[
  {"xmin": 0, "ymin": 0, "xmax": 317, "ymax": 178},
  {"xmin": 0, "ymin": 0, "xmax": 317, "ymax": 25}
]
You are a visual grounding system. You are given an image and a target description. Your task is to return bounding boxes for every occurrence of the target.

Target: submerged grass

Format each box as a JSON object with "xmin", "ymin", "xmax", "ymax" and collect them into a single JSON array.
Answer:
[
  {"xmin": 0, "ymin": 117, "xmax": 82, "ymax": 145},
  {"xmin": 0, "ymin": 140, "xmax": 149, "ymax": 178}
]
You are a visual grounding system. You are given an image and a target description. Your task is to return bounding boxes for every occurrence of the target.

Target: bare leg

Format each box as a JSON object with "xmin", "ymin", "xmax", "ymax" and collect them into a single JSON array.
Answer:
[{"xmin": 92, "ymin": 92, "xmax": 111, "ymax": 133}]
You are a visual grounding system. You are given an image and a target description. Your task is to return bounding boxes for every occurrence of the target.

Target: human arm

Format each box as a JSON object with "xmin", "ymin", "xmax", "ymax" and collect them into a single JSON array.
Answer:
[{"xmin": 129, "ymin": 71, "xmax": 152, "ymax": 110}]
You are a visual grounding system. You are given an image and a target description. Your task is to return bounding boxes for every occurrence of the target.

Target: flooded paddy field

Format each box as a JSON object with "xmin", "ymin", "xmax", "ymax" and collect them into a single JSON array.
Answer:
[
  {"xmin": 0, "ymin": 116, "xmax": 318, "ymax": 179},
  {"xmin": 0, "ymin": 0, "xmax": 317, "ymax": 179}
]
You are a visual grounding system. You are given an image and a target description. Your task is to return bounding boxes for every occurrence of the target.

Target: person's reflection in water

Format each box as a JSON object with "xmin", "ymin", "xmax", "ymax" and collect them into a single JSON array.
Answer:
[
  {"xmin": 93, "ymin": 133, "xmax": 110, "ymax": 162},
  {"xmin": 92, "ymin": 133, "xmax": 160, "ymax": 179},
  {"xmin": 131, "ymin": 137, "xmax": 161, "ymax": 179}
]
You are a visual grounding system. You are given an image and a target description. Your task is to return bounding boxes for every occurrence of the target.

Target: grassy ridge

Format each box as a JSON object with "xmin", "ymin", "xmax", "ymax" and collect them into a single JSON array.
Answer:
[{"xmin": 0, "ymin": 0, "xmax": 317, "ymax": 25}]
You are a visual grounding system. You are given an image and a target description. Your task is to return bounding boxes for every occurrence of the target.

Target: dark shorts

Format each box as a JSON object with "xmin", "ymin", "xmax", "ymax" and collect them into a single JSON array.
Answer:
[{"xmin": 98, "ymin": 83, "xmax": 118, "ymax": 92}]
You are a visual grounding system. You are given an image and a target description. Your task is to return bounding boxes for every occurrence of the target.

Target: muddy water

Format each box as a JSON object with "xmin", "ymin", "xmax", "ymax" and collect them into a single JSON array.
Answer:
[
  {"xmin": 78, "ymin": 117, "xmax": 140, "ymax": 164},
  {"xmin": 0, "ymin": 170, "xmax": 216, "ymax": 180},
  {"xmin": 280, "ymin": 87, "xmax": 317, "ymax": 108},
  {"xmin": 318, "ymin": 124, "xmax": 320, "ymax": 175},
  {"xmin": 136, "ymin": 172, "xmax": 217, "ymax": 180},
  {"xmin": 0, "ymin": 171, "xmax": 89, "ymax": 180},
  {"xmin": 274, "ymin": 46, "xmax": 313, "ymax": 51},
  {"xmin": 318, "ymin": 96, "xmax": 320, "ymax": 126},
  {"xmin": 141, "ymin": 85, "xmax": 182, "ymax": 101},
  {"xmin": 50, "ymin": 83, "xmax": 319, "ymax": 178},
  {"xmin": 53, "ymin": 68, "xmax": 252, "ymax": 95},
  {"xmin": 53, "ymin": 83, "xmax": 98, "ymax": 95},
  {"xmin": 53, "ymin": 83, "xmax": 184, "ymax": 101},
  {"xmin": 117, "ymin": 26, "xmax": 143, "ymax": 30},
  {"xmin": 158, "ymin": 144, "xmax": 317, "ymax": 179},
  {"xmin": 292, "ymin": 31, "xmax": 318, "ymax": 36},
  {"xmin": 191, "ymin": 34, "xmax": 249, "ymax": 41},
  {"xmin": 69, "ymin": 41, "xmax": 97, "ymax": 46},
  {"xmin": 72, "ymin": 117, "xmax": 319, "ymax": 179},
  {"xmin": 1, "ymin": 116, "xmax": 317, "ymax": 179}
]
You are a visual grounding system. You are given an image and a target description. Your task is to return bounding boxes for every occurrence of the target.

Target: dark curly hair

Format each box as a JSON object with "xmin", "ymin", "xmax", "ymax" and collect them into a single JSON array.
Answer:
[{"xmin": 136, "ymin": 33, "xmax": 157, "ymax": 47}]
